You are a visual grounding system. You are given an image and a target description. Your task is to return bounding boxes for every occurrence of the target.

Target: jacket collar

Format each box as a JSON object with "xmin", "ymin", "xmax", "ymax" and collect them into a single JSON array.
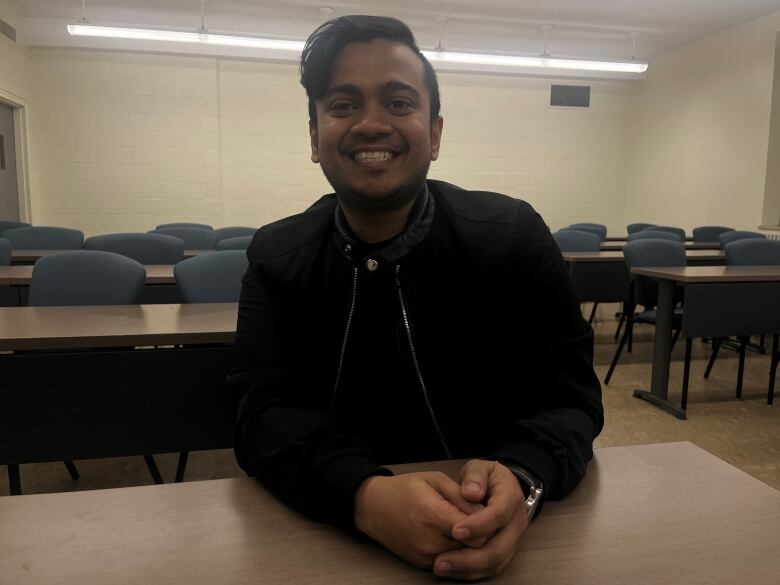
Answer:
[{"xmin": 332, "ymin": 183, "xmax": 435, "ymax": 270}]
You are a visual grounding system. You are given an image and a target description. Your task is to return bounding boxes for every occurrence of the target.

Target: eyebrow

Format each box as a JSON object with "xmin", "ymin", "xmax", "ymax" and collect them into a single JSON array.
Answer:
[{"xmin": 324, "ymin": 81, "xmax": 422, "ymax": 100}]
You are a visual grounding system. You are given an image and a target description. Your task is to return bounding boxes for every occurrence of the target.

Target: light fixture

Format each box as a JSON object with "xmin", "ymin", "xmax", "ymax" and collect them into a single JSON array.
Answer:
[{"xmin": 66, "ymin": 3, "xmax": 647, "ymax": 74}]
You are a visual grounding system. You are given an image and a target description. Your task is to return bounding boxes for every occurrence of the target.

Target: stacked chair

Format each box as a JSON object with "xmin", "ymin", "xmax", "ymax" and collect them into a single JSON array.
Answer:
[
  {"xmin": 554, "ymin": 229, "xmax": 602, "ymax": 324},
  {"xmin": 627, "ymin": 223, "xmax": 656, "ymax": 234},
  {"xmin": 3, "ymin": 226, "xmax": 84, "ymax": 249},
  {"xmin": 149, "ymin": 227, "xmax": 218, "ymax": 249},
  {"xmin": 692, "ymin": 226, "xmax": 733, "ymax": 242}
]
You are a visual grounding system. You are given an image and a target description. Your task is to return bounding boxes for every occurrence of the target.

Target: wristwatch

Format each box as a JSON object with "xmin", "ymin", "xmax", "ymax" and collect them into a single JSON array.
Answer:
[{"xmin": 498, "ymin": 461, "xmax": 544, "ymax": 520}]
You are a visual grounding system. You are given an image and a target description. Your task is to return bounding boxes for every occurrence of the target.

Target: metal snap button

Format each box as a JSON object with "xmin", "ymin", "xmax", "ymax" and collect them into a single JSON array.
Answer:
[
  {"xmin": 344, "ymin": 244, "xmax": 352, "ymax": 254},
  {"xmin": 366, "ymin": 259, "xmax": 379, "ymax": 271}
]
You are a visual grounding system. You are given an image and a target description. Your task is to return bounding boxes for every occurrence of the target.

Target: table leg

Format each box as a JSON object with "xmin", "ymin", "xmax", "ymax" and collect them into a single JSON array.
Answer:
[{"xmin": 633, "ymin": 279, "xmax": 686, "ymax": 419}]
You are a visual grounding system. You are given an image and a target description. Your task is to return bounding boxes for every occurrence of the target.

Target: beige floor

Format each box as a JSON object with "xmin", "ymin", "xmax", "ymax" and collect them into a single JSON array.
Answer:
[{"xmin": 2, "ymin": 303, "xmax": 779, "ymax": 496}]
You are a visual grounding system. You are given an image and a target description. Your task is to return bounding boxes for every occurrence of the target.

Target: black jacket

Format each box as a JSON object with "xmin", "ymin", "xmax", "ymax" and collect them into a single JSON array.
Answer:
[{"xmin": 230, "ymin": 179, "xmax": 603, "ymax": 528}]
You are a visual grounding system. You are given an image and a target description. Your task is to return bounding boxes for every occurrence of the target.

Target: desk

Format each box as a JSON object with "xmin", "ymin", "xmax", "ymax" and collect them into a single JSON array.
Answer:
[
  {"xmin": 0, "ymin": 304, "xmax": 238, "ymax": 488},
  {"xmin": 604, "ymin": 236, "xmax": 695, "ymax": 242},
  {"xmin": 600, "ymin": 241, "xmax": 718, "ymax": 251},
  {"xmin": 0, "ymin": 264, "xmax": 176, "ymax": 286},
  {"xmin": 1, "ymin": 442, "xmax": 778, "ymax": 585},
  {"xmin": 563, "ymin": 250, "xmax": 725, "ymax": 305},
  {"xmin": 10, "ymin": 249, "xmax": 214, "ymax": 264},
  {"xmin": 630, "ymin": 266, "xmax": 780, "ymax": 418}
]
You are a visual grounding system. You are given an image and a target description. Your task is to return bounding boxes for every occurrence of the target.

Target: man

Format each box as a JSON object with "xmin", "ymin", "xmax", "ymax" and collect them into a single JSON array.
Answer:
[{"xmin": 231, "ymin": 15, "xmax": 603, "ymax": 580}]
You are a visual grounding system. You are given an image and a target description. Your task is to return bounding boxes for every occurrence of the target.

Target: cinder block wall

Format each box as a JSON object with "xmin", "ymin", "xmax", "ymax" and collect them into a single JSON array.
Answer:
[{"xmin": 28, "ymin": 48, "xmax": 634, "ymax": 236}]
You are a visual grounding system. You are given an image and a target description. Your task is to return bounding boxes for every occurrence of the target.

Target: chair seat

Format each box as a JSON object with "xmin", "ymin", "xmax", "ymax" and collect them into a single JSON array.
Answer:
[{"xmin": 636, "ymin": 307, "xmax": 684, "ymax": 324}]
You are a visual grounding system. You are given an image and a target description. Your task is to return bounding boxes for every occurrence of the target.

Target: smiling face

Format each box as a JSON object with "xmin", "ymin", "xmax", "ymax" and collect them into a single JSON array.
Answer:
[{"xmin": 309, "ymin": 39, "xmax": 443, "ymax": 214}]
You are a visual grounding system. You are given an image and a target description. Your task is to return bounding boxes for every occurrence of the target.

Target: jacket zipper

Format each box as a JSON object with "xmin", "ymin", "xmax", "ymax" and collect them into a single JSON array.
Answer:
[
  {"xmin": 395, "ymin": 264, "xmax": 452, "ymax": 459},
  {"xmin": 329, "ymin": 266, "xmax": 358, "ymax": 414}
]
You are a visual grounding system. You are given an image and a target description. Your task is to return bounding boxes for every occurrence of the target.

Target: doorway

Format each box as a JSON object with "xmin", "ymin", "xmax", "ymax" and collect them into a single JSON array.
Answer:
[{"xmin": 0, "ymin": 102, "xmax": 20, "ymax": 221}]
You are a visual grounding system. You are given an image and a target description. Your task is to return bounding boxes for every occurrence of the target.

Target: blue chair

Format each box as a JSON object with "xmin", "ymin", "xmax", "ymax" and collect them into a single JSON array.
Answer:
[
  {"xmin": 0, "ymin": 238, "xmax": 11, "ymax": 266},
  {"xmin": 643, "ymin": 226, "xmax": 686, "ymax": 240},
  {"xmin": 627, "ymin": 230, "xmax": 682, "ymax": 242},
  {"xmin": 553, "ymin": 230, "xmax": 601, "ymax": 252},
  {"xmin": 627, "ymin": 223, "xmax": 656, "ymax": 234},
  {"xmin": 216, "ymin": 236, "xmax": 252, "ymax": 251},
  {"xmin": 692, "ymin": 226, "xmax": 733, "ymax": 243},
  {"xmin": 174, "ymin": 250, "xmax": 248, "ymax": 304},
  {"xmin": 149, "ymin": 227, "xmax": 218, "ymax": 250},
  {"xmin": 3, "ymin": 226, "xmax": 84, "ymax": 249},
  {"xmin": 156, "ymin": 222, "xmax": 213, "ymax": 230},
  {"xmin": 705, "ymin": 239, "xmax": 780, "ymax": 404},
  {"xmin": 569, "ymin": 223, "xmax": 607, "ymax": 240},
  {"xmin": 85, "ymin": 233, "xmax": 184, "ymax": 265},
  {"xmin": 24, "ymin": 251, "xmax": 163, "ymax": 488},
  {"xmin": 0, "ymin": 220, "xmax": 31, "ymax": 234},
  {"xmin": 565, "ymin": 224, "xmax": 606, "ymax": 241},
  {"xmin": 215, "ymin": 226, "xmax": 256, "ymax": 241},
  {"xmin": 554, "ymin": 230, "xmax": 602, "ymax": 324},
  {"xmin": 605, "ymin": 240, "xmax": 690, "ymax": 406},
  {"xmin": 718, "ymin": 230, "xmax": 765, "ymax": 248}
]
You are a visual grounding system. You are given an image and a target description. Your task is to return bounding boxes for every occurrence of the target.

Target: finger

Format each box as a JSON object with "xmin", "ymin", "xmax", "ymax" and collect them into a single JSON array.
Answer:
[
  {"xmin": 434, "ymin": 509, "xmax": 527, "ymax": 580},
  {"xmin": 452, "ymin": 476, "xmax": 523, "ymax": 541},
  {"xmin": 458, "ymin": 459, "xmax": 493, "ymax": 503},
  {"xmin": 424, "ymin": 475, "xmax": 491, "ymax": 548},
  {"xmin": 426, "ymin": 473, "xmax": 485, "ymax": 516}
]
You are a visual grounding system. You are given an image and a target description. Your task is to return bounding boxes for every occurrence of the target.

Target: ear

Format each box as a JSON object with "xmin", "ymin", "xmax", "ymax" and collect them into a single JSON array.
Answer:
[
  {"xmin": 309, "ymin": 119, "xmax": 319, "ymax": 163},
  {"xmin": 430, "ymin": 116, "xmax": 443, "ymax": 161}
]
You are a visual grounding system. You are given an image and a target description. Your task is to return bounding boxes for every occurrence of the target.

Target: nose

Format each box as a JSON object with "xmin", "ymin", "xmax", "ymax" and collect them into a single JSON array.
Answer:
[{"xmin": 350, "ymin": 102, "xmax": 392, "ymax": 138}]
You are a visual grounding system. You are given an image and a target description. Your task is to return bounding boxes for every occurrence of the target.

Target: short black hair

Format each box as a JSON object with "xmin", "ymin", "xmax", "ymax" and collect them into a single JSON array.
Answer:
[{"xmin": 300, "ymin": 15, "xmax": 441, "ymax": 124}]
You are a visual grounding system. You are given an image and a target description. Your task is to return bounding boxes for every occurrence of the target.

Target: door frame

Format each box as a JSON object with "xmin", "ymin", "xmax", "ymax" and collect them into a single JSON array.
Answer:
[{"xmin": 0, "ymin": 88, "xmax": 32, "ymax": 223}]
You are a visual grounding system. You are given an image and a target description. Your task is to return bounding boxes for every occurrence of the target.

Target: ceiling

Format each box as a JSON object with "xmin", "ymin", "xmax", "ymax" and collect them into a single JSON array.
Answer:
[{"xmin": 10, "ymin": 0, "xmax": 780, "ymax": 61}]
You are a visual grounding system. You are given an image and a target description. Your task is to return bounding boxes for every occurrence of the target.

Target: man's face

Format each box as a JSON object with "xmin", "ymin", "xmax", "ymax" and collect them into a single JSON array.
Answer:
[{"xmin": 309, "ymin": 39, "xmax": 443, "ymax": 213}]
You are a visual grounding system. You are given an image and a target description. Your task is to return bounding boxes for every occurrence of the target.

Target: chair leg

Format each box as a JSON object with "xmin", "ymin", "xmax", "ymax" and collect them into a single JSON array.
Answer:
[
  {"xmin": 627, "ymin": 317, "xmax": 634, "ymax": 354},
  {"xmin": 605, "ymin": 321, "xmax": 631, "ymax": 385},
  {"xmin": 704, "ymin": 337, "xmax": 722, "ymax": 379},
  {"xmin": 736, "ymin": 336, "xmax": 747, "ymax": 400},
  {"xmin": 8, "ymin": 464, "xmax": 21, "ymax": 495},
  {"xmin": 614, "ymin": 313, "xmax": 625, "ymax": 341},
  {"xmin": 143, "ymin": 455, "xmax": 165, "ymax": 484},
  {"xmin": 681, "ymin": 337, "xmax": 692, "ymax": 412},
  {"xmin": 175, "ymin": 451, "xmax": 189, "ymax": 483},
  {"xmin": 769, "ymin": 334, "xmax": 779, "ymax": 406},
  {"xmin": 588, "ymin": 302, "xmax": 598, "ymax": 325},
  {"xmin": 63, "ymin": 460, "xmax": 80, "ymax": 480},
  {"xmin": 670, "ymin": 328, "xmax": 681, "ymax": 353}
]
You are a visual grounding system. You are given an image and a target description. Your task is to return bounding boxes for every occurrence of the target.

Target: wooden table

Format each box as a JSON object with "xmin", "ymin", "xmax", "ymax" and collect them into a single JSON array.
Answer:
[
  {"xmin": 1, "ymin": 442, "xmax": 778, "ymax": 585},
  {"xmin": 0, "ymin": 264, "xmax": 176, "ymax": 285},
  {"xmin": 0, "ymin": 304, "xmax": 239, "ymax": 492},
  {"xmin": 10, "ymin": 249, "xmax": 214, "ymax": 264},
  {"xmin": 562, "ymin": 250, "xmax": 725, "ymax": 305},
  {"xmin": 630, "ymin": 266, "xmax": 780, "ymax": 418},
  {"xmin": 600, "ymin": 241, "xmax": 718, "ymax": 251}
]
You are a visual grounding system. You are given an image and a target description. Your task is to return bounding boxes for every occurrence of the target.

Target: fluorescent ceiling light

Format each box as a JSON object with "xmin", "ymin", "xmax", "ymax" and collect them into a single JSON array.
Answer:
[
  {"xmin": 421, "ymin": 50, "xmax": 647, "ymax": 73},
  {"xmin": 67, "ymin": 24, "xmax": 305, "ymax": 51},
  {"xmin": 67, "ymin": 23, "xmax": 647, "ymax": 74}
]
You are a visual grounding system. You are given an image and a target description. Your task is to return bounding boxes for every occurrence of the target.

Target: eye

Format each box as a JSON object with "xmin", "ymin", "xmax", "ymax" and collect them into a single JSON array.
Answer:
[
  {"xmin": 327, "ymin": 101, "xmax": 356, "ymax": 116},
  {"xmin": 387, "ymin": 99, "xmax": 413, "ymax": 113}
]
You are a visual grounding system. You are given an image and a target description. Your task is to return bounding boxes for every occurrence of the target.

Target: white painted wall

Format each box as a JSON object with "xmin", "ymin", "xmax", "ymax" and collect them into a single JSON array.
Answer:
[
  {"xmin": 626, "ymin": 9, "xmax": 780, "ymax": 233},
  {"xmin": 27, "ymin": 48, "xmax": 634, "ymax": 235},
  {"xmin": 0, "ymin": 0, "xmax": 28, "ymax": 102}
]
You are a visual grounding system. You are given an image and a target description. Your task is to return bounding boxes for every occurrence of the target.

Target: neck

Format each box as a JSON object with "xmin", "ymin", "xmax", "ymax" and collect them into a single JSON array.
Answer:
[{"xmin": 340, "ymin": 197, "xmax": 418, "ymax": 244}]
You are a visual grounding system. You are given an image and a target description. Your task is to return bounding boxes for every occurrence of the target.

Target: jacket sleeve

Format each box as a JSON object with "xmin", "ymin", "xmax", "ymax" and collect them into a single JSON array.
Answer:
[
  {"xmin": 229, "ymin": 235, "xmax": 392, "ymax": 529},
  {"xmin": 489, "ymin": 209, "xmax": 604, "ymax": 509}
]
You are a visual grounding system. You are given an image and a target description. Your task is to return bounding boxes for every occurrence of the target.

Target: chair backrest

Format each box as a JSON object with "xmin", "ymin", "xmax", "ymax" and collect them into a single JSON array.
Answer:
[
  {"xmin": 623, "ymin": 240, "xmax": 686, "ymax": 309},
  {"xmin": 627, "ymin": 230, "xmax": 682, "ymax": 243},
  {"xmin": 0, "ymin": 238, "xmax": 11, "ymax": 266},
  {"xmin": 692, "ymin": 226, "xmax": 734, "ymax": 243},
  {"xmin": 718, "ymin": 230, "xmax": 766, "ymax": 248},
  {"xmin": 174, "ymin": 250, "xmax": 248, "ymax": 303},
  {"xmin": 725, "ymin": 239, "xmax": 780, "ymax": 266},
  {"xmin": 156, "ymin": 222, "xmax": 213, "ymax": 230},
  {"xmin": 0, "ymin": 220, "xmax": 31, "ymax": 234},
  {"xmin": 29, "ymin": 251, "xmax": 145, "ymax": 306},
  {"xmin": 569, "ymin": 223, "xmax": 607, "ymax": 238},
  {"xmin": 627, "ymin": 222, "xmax": 656, "ymax": 234},
  {"xmin": 643, "ymin": 225, "xmax": 686, "ymax": 240},
  {"xmin": 215, "ymin": 226, "xmax": 256, "ymax": 241},
  {"xmin": 216, "ymin": 236, "xmax": 252, "ymax": 251},
  {"xmin": 562, "ymin": 225, "xmax": 605, "ymax": 241},
  {"xmin": 85, "ymin": 232, "xmax": 185, "ymax": 264},
  {"xmin": 3, "ymin": 226, "xmax": 84, "ymax": 249},
  {"xmin": 149, "ymin": 227, "xmax": 219, "ymax": 249},
  {"xmin": 553, "ymin": 230, "xmax": 601, "ymax": 252}
]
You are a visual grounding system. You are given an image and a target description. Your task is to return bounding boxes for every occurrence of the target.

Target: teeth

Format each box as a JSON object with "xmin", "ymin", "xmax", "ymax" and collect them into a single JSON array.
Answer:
[{"xmin": 353, "ymin": 151, "xmax": 393, "ymax": 162}]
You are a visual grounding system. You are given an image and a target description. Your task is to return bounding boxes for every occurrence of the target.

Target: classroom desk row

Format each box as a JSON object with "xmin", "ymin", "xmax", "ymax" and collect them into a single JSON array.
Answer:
[
  {"xmin": 0, "ymin": 303, "xmax": 238, "ymax": 494},
  {"xmin": 2, "ymin": 442, "xmax": 779, "ymax": 584},
  {"xmin": 9, "ymin": 248, "xmax": 214, "ymax": 264},
  {"xmin": 600, "ymin": 240, "xmax": 718, "ymax": 251}
]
